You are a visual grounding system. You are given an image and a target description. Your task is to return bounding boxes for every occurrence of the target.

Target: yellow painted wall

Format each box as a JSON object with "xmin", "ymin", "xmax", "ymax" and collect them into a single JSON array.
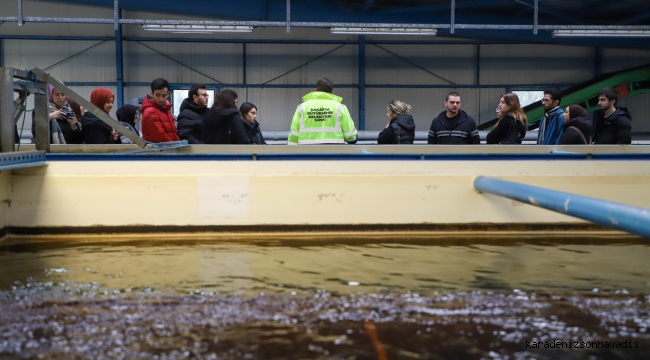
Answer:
[
  {"xmin": 0, "ymin": 171, "xmax": 9, "ymax": 234},
  {"xmin": 7, "ymin": 160, "xmax": 650, "ymax": 228}
]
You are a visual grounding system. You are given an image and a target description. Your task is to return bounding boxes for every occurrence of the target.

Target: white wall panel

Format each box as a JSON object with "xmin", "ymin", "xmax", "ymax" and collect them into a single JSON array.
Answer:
[
  {"xmin": 124, "ymin": 87, "xmax": 151, "ymax": 106},
  {"xmin": 480, "ymin": 44, "xmax": 593, "ymax": 85},
  {"xmin": 246, "ymin": 44, "xmax": 357, "ymax": 85},
  {"xmin": 366, "ymin": 44, "xmax": 476, "ymax": 85},
  {"xmin": 603, "ymin": 49, "xmax": 650, "ymax": 73},
  {"xmin": 618, "ymin": 93, "xmax": 650, "ymax": 133},
  {"xmin": 3, "ymin": 40, "xmax": 116, "ymax": 82},
  {"xmin": 478, "ymin": 88, "xmax": 508, "ymax": 126},
  {"xmin": 123, "ymin": 42, "xmax": 242, "ymax": 84},
  {"xmin": 365, "ymin": 88, "xmax": 481, "ymax": 131}
]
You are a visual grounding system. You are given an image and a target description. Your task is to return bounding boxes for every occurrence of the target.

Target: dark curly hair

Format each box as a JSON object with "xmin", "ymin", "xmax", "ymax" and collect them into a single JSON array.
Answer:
[{"xmin": 212, "ymin": 89, "xmax": 238, "ymax": 110}]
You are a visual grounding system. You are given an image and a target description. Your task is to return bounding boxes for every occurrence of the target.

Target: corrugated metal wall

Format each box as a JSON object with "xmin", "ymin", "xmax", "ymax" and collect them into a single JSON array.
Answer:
[
  {"xmin": 479, "ymin": 44, "xmax": 594, "ymax": 85},
  {"xmin": 619, "ymin": 94, "xmax": 650, "ymax": 133},
  {"xmin": 3, "ymin": 40, "xmax": 116, "ymax": 82},
  {"xmin": 603, "ymin": 49, "xmax": 650, "ymax": 73},
  {"xmin": 366, "ymin": 44, "xmax": 476, "ymax": 85},
  {"xmin": 247, "ymin": 43, "xmax": 358, "ymax": 85},
  {"xmin": 123, "ymin": 42, "xmax": 243, "ymax": 84}
]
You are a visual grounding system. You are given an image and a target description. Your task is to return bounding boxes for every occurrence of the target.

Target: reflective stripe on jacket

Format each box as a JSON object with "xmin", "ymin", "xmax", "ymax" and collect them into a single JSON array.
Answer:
[{"xmin": 288, "ymin": 91, "xmax": 357, "ymax": 145}]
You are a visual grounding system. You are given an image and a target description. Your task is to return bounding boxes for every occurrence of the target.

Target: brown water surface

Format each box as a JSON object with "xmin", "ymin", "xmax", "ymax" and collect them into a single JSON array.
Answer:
[{"xmin": 1, "ymin": 239, "xmax": 649, "ymax": 359}]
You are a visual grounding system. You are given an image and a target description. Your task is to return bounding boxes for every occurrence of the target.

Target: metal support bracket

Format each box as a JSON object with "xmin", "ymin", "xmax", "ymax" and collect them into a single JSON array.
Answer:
[{"xmin": 0, "ymin": 68, "xmax": 15, "ymax": 152}]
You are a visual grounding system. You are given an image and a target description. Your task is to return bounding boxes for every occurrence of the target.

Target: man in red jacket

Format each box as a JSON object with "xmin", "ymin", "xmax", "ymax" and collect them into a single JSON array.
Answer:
[{"xmin": 141, "ymin": 78, "xmax": 181, "ymax": 143}]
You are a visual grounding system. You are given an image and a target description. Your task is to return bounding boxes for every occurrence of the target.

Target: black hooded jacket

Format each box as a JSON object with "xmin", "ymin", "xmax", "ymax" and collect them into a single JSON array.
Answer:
[
  {"xmin": 593, "ymin": 107, "xmax": 632, "ymax": 144},
  {"xmin": 428, "ymin": 110, "xmax": 480, "ymax": 145},
  {"xmin": 377, "ymin": 114, "xmax": 416, "ymax": 144},
  {"xmin": 486, "ymin": 114, "xmax": 526, "ymax": 144},
  {"xmin": 202, "ymin": 107, "xmax": 253, "ymax": 145},
  {"xmin": 242, "ymin": 120, "xmax": 267, "ymax": 145},
  {"xmin": 560, "ymin": 116, "xmax": 592, "ymax": 145},
  {"xmin": 177, "ymin": 99, "xmax": 207, "ymax": 144},
  {"xmin": 80, "ymin": 111, "xmax": 121, "ymax": 144}
]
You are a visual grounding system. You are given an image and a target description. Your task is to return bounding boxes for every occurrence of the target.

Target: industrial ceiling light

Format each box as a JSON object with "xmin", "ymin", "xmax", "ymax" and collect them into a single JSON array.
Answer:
[
  {"xmin": 142, "ymin": 25, "xmax": 254, "ymax": 33},
  {"xmin": 552, "ymin": 30, "xmax": 650, "ymax": 38},
  {"xmin": 331, "ymin": 27, "xmax": 437, "ymax": 36}
]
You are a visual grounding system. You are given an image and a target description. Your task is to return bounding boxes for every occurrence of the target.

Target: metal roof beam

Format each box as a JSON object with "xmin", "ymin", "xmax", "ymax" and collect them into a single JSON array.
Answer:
[
  {"xmin": 514, "ymin": 0, "xmax": 582, "ymax": 25},
  {"xmin": 361, "ymin": 0, "xmax": 376, "ymax": 13},
  {"xmin": 617, "ymin": 8, "xmax": 650, "ymax": 25},
  {"xmin": 579, "ymin": 0, "xmax": 614, "ymax": 18},
  {"xmin": 375, "ymin": 0, "xmax": 507, "ymax": 15}
]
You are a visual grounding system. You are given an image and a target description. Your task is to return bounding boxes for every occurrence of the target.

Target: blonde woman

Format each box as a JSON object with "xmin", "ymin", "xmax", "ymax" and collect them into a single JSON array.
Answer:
[
  {"xmin": 377, "ymin": 100, "xmax": 415, "ymax": 144},
  {"xmin": 486, "ymin": 93, "xmax": 527, "ymax": 144}
]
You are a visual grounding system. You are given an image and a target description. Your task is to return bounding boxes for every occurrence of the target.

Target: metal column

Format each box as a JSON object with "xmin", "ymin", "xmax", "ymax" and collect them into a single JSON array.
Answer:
[
  {"xmin": 0, "ymin": 68, "xmax": 15, "ymax": 152},
  {"xmin": 358, "ymin": 36, "xmax": 366, "ymax": 131},
  {"xmin": 594, "ymin": 46, "xmax": 603, "ymax": 77},
  {"xmin": 115, "ymin": 0, "xmax": 124, "ymax": 108}
]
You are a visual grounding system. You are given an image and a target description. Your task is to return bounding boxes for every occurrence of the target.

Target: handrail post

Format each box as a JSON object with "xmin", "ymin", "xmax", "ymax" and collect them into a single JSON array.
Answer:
[
  {"xmin": 0, "ymin": 68, "xmax": 15, "ymax": 152},
  {"xmin": 34, "ymin": 82, "xmax": 50, "ymax": 152},
  {"xmin": 474, "ymin": 176, "xmax": 650, "ymax": 238}
]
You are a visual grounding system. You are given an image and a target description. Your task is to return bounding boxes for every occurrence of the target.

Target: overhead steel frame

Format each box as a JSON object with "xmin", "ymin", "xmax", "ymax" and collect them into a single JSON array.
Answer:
[
  {"xmin": 3, "ymin": 1, "xmax": 644, "ymax": 128},
  {"xmin": 0, "ymin": 34, "xmax": 584, "ymax": 128}
]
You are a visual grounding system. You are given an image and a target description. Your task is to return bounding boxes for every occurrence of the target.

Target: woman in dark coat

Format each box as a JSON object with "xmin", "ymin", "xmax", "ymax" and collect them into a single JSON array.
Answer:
[
  {"xmin": 560, "ymin": 105, "xmax": 592, "ymax": 145},
  {"xmin": 486, "ymin": 93, "xmax": 527, "ymax": 144},
  {"xmin": 31, "ymin": 84, "xmax": 83, "ymax": 144},
  {"xmin": 377, "ymin": 100, "xmax": 415, "ymax": 144},
  {"xmin": 202, "ymin": 89, "xmax": 253, "ymax": 144},
  {"xmin": 240, "ymin": 102, "xmax": 267, "ymax": 145},
  {"xmin": 116, "ymin": 104, "xmax": 140, "ymax": 145}
]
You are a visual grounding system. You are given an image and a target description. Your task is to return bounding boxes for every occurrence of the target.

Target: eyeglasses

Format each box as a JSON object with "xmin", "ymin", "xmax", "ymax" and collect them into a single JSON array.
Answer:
[
  {"xmin": 540, "ymin": 98, "xmax": 552, "ymax": 103},
  {"xmin": 199, "ymin": 93, "xmax": 209, "ymax": 98}
]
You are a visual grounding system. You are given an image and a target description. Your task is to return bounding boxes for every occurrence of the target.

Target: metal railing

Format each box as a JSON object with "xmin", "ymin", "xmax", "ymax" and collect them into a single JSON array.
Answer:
[{"xmin": 474, "ymin": 176, "xmax": 650, "ymax": 238}]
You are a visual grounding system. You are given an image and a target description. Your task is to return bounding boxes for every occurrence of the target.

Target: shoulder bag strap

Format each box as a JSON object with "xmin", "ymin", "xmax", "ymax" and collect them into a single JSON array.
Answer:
[{"xmin": 569, "ymin": 126, "xmax": 588, "ymax": 145}]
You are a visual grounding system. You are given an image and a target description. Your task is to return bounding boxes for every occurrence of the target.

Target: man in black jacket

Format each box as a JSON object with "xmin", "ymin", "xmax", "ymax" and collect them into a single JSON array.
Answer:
[
  {"xmin": 593, "ymin": 87, "xmax": 632, "ymax": 144},
  {"xmin": 177, "ymin": 84, "xmax": 208, "ymax": 144},
  {"xmin": 428, "ymin": 92, "xmax": 480, "ymax": 144}
]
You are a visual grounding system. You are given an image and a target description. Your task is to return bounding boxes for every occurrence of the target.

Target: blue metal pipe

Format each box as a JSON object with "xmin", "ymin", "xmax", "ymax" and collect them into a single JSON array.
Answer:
[{"xmin": 473, "ymin": 176, "xmax": 650, "ymax": 238}]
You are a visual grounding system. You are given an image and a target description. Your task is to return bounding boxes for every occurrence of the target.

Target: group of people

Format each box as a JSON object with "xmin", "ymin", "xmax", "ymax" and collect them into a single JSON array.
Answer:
[
  {"xmin": 288, "ymin": 79, "xmax": 632, "ymax": 146},
  {"xmin": 34, "ymin": 77, "xmax": 632, "ymax": 146},
  {"xmin": 33, "ymin": 78, "xmax": 266, "ymax": 145}
]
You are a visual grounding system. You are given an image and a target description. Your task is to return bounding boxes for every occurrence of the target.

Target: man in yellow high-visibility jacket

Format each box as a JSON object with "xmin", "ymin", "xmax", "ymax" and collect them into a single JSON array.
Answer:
[{"xmin": 288, "ymin": 78, "xmax": 358, "ymax": 145}]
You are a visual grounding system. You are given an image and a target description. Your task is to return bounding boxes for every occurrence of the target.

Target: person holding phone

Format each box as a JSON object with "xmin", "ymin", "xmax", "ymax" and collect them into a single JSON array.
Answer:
[{"xmin": 31, "ymin": 84, "xmax": 83, "ymax": 144}]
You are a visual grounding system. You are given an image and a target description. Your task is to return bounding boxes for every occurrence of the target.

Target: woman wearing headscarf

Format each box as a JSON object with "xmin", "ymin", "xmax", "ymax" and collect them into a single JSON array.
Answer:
[
  {"xmin": 560, "ymin": 105, "xmax": 592, "ymax": 145},
  {"xmin": 31, "ymin": 84, "xmax": 83, "ymax": 144},
  {"xmin": 82, "ymin": 88, "xmax": 121, "ymax": 144},
  {"xmin": 377, "ymin": 100, "xmax": 416, "ymax": 144},
  {"xmin": 116, "ymin": 104, "xmax": 140, "ymax": 145}
]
